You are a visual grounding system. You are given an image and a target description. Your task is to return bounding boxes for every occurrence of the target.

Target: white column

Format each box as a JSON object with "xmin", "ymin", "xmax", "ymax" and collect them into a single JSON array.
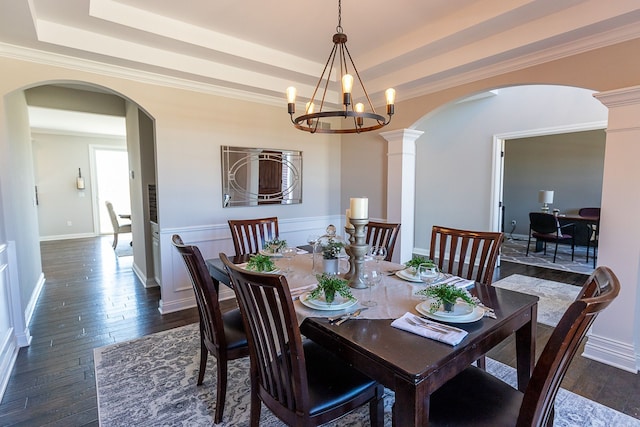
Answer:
[
  {"xmin": 584, "ymin": 86, "xmax": 640, "ymax": 372},
  {"xmin": 380, "ymin": 129, "xmax": 423, "ymax": 263}
]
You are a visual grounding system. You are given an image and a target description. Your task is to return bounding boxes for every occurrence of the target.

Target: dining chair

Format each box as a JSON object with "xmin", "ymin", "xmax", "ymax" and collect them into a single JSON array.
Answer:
[
  {"xmin": 171, "ymin": 235, "xmax": 249, "ymax": 424},
  {"xmin": 526, "ymin": 212, "xmax": 575, "ymax": 263},
  {"xmin": 227, "ymin": 217, "xmax": 279, "ymax": 256},
  {"xmin": 105, "ymin": 201, "xmax": 131, "ymax": 249},
  {"xmin": 429, "ymin": 225, "xmax": 503, "ymax": 285},
  {"xmin": 427, "ymin": 265, "xmax": 620, "ymax": 427},
  {"xmin": 579, "ymin": 207, "xmax": 601, "ymax": 268},
  {"xmin": 220, "ymin": 253, "xmax": 384, "ymax": 427},
  {"xmin": 366, "ymin": 221, "xmax": 401, "ymax": 261}
]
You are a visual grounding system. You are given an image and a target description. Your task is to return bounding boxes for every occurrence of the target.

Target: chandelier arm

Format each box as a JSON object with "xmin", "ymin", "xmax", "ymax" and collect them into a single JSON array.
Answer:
[
  {"xmin": 343, "ymin": 43, "xmax": 377, "ymax": 114},
  {"xmin": 310, "ymin": 43, "xmax": 338, "ymax": 109}
]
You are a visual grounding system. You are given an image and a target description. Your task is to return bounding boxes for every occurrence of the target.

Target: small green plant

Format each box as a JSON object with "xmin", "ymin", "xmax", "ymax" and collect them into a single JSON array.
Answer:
[
  {"xmin": 263, "ymin": 238, "xmax": 287, "ymax": 253},
  {"xmin": 405, "ymin": 255, "xmax": 435, "ymax": 270},
  {"xmin": 322, "ymin": 239, "xmax": 343, "ymax": 259},
  {"xmin": 245, "ymin": 254, "xmax": 276, "ymax": 272},
  {"xmin": 415, "ymin": 283, "xmax": 476, "ymax": 313},
  {"xmin": 308, "ymin": 273, "xmax": 353, "ymax": 304}
]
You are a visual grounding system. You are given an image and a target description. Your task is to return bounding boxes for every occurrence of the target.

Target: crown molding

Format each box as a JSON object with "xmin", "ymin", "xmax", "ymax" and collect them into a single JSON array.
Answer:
[{"xmin": 0, "ymin": 42, "xmax": 283, "ymax": 108}]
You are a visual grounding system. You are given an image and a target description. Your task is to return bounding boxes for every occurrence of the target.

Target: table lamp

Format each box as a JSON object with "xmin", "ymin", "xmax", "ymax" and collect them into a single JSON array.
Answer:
[{"xmin": 538, "ymin": 190, "xmax": 554, "ymax": 213}]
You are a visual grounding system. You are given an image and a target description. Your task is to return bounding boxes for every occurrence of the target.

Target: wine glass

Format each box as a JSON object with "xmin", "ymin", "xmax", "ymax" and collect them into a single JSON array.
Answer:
[
  {"xmin": 280, "ymin": 246, "xmax": 297, "ymax": 273},
  {"xmin": 307, "ymin": 234, "xmax": 320, "ymax": 272},
  {"xmin": 361, "ymin": 269, "xmax": 382, "ymax": 307},
  {"xmin": 368, "ymin": 246, "xmax": 387, "ymax": 264},
  {"xmin": 417, "ymin": 263, "xmax": 440, "ymax": 286}
]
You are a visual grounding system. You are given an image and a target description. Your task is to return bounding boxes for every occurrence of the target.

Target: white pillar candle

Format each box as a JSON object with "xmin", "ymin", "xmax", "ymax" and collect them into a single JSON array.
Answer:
[{"xmin": 350, "ymin": 197, "xmax": 368, "ymax": 219}]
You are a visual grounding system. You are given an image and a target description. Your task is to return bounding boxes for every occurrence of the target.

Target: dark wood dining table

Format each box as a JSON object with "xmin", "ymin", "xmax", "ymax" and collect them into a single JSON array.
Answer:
[{"xmin": 206, "ymin": 253, "xmax": 539, "ymax": 427}]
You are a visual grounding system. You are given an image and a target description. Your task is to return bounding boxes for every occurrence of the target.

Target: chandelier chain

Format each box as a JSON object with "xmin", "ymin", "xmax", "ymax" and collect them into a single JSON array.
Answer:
[{"xmin": 336, "ymin": 0, "xmax": 343, "ymax": 33}]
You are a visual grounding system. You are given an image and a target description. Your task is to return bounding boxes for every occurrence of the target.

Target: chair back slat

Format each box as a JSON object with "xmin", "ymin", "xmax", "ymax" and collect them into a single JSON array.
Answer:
[
  {"xmin": 228, "ymin": 217, "xmax": 279, "ymax": 256},
  {"xmin": 429, "ymin": 226, "xmax": 503, "ymax": 285},
  {"xmin": 366, "ymin": 221, "xmax": 401, "ymax": 261},
  {"xmin": 171, "ymin": 235, "xmax": 226, "ymax": 350},
  {"xmin": 518, "ymin": 266, "xmax": 620, "ymax": 426},
  {"xmin": 221, "ymin": 254, "xmax": 310, "ymax": 417}
]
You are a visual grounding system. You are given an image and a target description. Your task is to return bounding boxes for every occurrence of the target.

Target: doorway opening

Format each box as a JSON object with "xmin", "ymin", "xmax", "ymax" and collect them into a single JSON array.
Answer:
[{"xmin": 91, "ymin": 146, "xmax": 131, "ymax": 235}]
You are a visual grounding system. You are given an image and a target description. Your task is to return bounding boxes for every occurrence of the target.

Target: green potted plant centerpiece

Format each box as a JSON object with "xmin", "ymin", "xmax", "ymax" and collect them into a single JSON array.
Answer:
[
  {"xmin": 263, "ymin": 238, "xmax": 287, "ymax": 254},
  {"xmin": 405, "ymin": 255, "xmax": 435, "ymax": 276},
  {"xmin": 321, "ymin": 239, "xmax": 343, "ymax": 275},
  {"xmin": 245, "ymin": 254, "xmax": 277, "ymax": 273},
  {"xmin": 308, "ymin": 273, "xmax": 354, "ymax": 305},
  {"xmin": 416, "ymin": 283, "xmax": 477, "ymax": 313}
]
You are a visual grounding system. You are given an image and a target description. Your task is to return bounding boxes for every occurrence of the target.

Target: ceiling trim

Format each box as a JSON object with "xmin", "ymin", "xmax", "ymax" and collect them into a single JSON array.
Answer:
[{"xmin": 0, "ymin": 42, "xmax": 283, "ymax": 107}]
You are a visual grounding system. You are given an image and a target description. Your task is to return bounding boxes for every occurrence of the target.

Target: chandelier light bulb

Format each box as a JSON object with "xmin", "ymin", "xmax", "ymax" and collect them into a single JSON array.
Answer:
[
  {"xmin": 342, "ymin": 74, "xmax": 354, "ymax": 94},
  {"xmin": 385, "ymin": 88, "xmax": 396, "ymax": 105},
  {"xmin": 286, "ymin": 86, "xmax": 297, "ymax": 103},
  {"xmin": 355, "ymin": 102, "xmax": 364, "ymax": 113},
  {"xmin": 305, "ymin": 101, "xmax": 315, "ymax": 114}
]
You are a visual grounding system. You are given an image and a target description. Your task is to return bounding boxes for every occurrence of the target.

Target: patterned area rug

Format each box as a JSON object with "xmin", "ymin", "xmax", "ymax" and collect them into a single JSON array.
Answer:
[
  {"xmin": 501, "ymin": 238, "xmax": 594, "ymax": 275},
  {"xmin": 492, "ymin": 274, "xmax": 581, "ymax": 326},
  {"xmin": 95, "ymin": 276, "xmax": 639, "ymax": 427}
]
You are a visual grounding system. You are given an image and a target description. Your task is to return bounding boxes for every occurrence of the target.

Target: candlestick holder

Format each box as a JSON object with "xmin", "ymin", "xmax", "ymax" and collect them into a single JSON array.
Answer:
[{"xmin": 344, "ymin": 218, "xmax": 369, "ymax": 289}]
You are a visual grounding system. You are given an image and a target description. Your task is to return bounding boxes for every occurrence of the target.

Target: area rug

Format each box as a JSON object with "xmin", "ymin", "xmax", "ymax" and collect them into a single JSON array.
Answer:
[
  {"xmin": 95, "ymin": 324, "xmax": 639, "ymax": 426},
  {"xmin": 501, "ymin": 238, "xmax": 594, "ymax": 275},
  {"xmin": 492, "ymin": 274, "xmax": 581, "ymax": 327}
]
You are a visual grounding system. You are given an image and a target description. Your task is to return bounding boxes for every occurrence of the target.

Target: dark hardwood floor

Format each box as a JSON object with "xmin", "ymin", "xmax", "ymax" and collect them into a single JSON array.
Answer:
[{"xmin": 0, "ymin": 237, "xmax": 637, "ymax": 425}]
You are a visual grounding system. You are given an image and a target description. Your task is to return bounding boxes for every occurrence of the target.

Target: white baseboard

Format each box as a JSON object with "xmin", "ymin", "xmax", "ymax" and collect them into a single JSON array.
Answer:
[
  {"xmin": 0, "ymin": 329, "xmax": 19, "ymax": 404},
  {"xmin": 582, "ymin": 333, "xmax": 638, "ymax": 373}
]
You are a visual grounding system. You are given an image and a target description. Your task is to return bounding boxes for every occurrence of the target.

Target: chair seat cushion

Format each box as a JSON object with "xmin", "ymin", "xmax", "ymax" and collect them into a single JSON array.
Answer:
[
  {"xmin": 303, "ymin": 340, "xmax": 377, "ymax": 416},
  {"xmin": 222, "ymin": 308, "xmax": 248, "ymax": 350},
  {"xmin": 429, "ymin": 366, "xmax": 523, "ymax": 427},
  {"xmin": 532, "ymin": 231, "xmax": 572, "ymax": 240}
]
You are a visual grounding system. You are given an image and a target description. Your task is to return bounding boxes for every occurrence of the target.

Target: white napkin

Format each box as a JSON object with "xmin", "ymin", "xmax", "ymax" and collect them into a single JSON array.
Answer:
[
  {"xmin": 440, "ymin": 276, "xmax": 475, "ymax": 289},
  {"xmin": 290, "ymin": 284, "xmax": 317, "ymax": 299},
  {"xmin": 391, "ymin": 313, "xmax": 468, "ymax": 346}
]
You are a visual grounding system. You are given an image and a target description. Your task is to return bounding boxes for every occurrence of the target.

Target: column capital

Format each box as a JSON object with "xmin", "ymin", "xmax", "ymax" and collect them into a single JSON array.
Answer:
[
  {"xmin": 594, "ymin": 85, "xmax": 640, "ymax": 108},
  {"xmin": 379, "ymin": 128, "xmax": 424, "ymax": 144}
]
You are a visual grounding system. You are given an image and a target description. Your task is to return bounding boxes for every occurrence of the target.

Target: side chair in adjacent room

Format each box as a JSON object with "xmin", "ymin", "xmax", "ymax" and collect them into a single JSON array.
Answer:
[
  {"xmin": 221, "ymin": 253, "xmax": 384, "ymax": 427},
  {"xmin": 171, "ymin": 235, "xmax": 249, "ymax": 424},
  {"xmin": 105, "ymin": 200, "xmax": 131, "ymax": 249},
  {"xmin": 527, "ymin": 212, "xmax": 575, "ymax": 263}
]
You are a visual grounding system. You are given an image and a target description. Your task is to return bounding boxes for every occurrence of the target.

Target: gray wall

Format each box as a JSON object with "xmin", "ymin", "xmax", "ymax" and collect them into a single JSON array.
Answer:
[
  {"xmin": 504, "ymin": 130, "xmax": 605, "ymax": 237},
  {"xmin": 32, "ymin": 132, "xmax": 126, "ymax": 239}
]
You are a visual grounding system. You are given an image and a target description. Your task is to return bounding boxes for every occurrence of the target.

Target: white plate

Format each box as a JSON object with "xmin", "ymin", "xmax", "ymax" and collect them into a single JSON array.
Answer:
[
  {"xmin": 415, "ymin": 300, "xmax": 484, "ymax": 323},
  {"xmin": 395, "ymin": 269, "xmax": 423, "ymax": 282},
  {"xmin": 238, "ymin": 262, "xmax": 280, "ymax": 274},
  {"xmin": 299, "ymin": 292, "xmax": 358, "ymax": 311},
  {"xmin": 396, "ymin": 269, "xmax": 446, "ymax": 284},
  {"xmin": 259, "ymin": 249, "xmax": 282, "ymax": 257}
]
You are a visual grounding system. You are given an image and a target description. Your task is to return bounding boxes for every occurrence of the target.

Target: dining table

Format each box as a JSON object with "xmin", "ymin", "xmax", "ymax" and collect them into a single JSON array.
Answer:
[{"xmin": 206, "ymin": 250, "xmax": 539, "ymax": 427}]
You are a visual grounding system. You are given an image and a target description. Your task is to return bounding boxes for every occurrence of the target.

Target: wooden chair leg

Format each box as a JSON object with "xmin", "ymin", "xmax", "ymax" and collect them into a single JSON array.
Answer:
[
  {"xmin": 476, "ymin": 355, "xmax": 486, "ymax": 370},
  {"xmin": 197, "ymin": 339, "xmax": 207, "ymax": 385},
  {"xmin": 250, "ymin": 386, "xmax": 261, "ymax": 427},
  {"xmin": 214, "ymin": 356, "xmax": 228, "ymax": 424}
]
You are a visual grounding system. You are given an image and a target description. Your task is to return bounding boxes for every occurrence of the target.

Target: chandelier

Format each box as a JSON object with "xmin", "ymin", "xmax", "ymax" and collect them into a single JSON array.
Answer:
[{"xmin": 286, "ymin": 0, "xmax": 395, "ymax": 134}]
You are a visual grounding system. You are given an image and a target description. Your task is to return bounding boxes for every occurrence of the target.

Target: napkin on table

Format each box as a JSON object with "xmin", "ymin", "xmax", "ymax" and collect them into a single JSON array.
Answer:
[
  {"xmin": 440, "ymin": 276, "xmax": 475, "ymax": 289},
  {"xmin": 391, "ymin": 312, "xmax": 468, "ymax": 346},
  {"xmin": 290, "ymin": 284, "xmax": 317, "ymax": 300}
]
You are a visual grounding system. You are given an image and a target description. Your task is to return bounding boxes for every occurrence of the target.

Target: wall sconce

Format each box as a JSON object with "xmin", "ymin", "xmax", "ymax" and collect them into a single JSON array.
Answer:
[
  {"xmin": 76, "ymin": 168, "xmax": 85, "ymax": 190},
  {"xmin": 538, "ymin": 190, "xmax": 554, "ymax": 213}
]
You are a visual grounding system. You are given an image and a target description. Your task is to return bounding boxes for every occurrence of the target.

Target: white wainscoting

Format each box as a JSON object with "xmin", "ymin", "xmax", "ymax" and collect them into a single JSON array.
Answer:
[{"xmin": 157, "ymin": 215, "xmax": 342, "ymax": 314}]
